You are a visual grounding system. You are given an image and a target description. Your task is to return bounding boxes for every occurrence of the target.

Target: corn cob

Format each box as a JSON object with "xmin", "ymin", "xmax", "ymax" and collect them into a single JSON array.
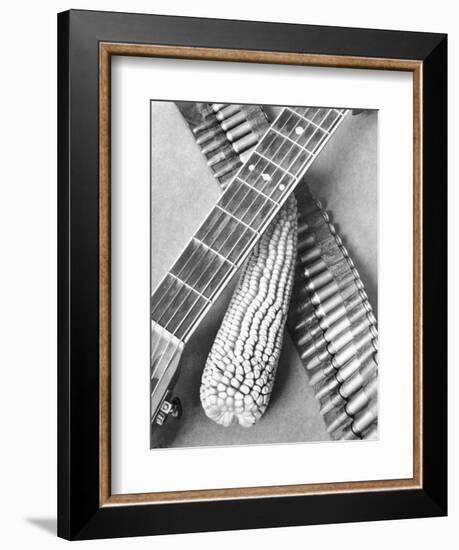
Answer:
[{"xmin": 200, "ymin": 197, "xmax": 297, "ymax": 427}]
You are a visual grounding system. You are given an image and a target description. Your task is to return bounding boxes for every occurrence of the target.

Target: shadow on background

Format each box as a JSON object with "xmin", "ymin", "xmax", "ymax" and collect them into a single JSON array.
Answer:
[{"xmin": 26, "ymin": 517, "xmax": 56, "ymax": 536}]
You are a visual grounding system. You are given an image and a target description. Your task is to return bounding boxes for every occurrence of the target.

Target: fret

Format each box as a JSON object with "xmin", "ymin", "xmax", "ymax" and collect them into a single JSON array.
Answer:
[
  {"xmin": 271, "ymin": 127, "xmax": 313, "ymax": 153},
  {"xmin": 274, "ymin": 108, "xmax": 318, "ymax": 137},
  {"xmin": 189, "ymin": 240, "xmax": 234, "ymax": 298},
  {"xmin": 170, "ymin": 238, "xmax": 234, "ymax": 299},
  {"xmin": 234, "ymin": 177, "xmax": 279, "ymax": 206},
  {"xmin": 294, "ymin": 111, "xmax": 330, "ymax": 134},
  {"xmin": 218, "ymin": 177, "xmax": 279, "ymax": 235},
  {"xmin": 168, "ymin": 272, "xmax": 210, "ymax": 301},
  {"xmin": 296, "ymin": 107, "xmax": 331, "ymax": 129},
  {"xmin": 151, "ymin": 273, "xmax": 209, "ymax": 336},
  {"xmin": 164, "ymin": 287, "xmax": 209, "ymax": 341},
  {"xmin": 196, "ymin": 204, "xmax": 258, "ymax": 264},
  {"xmin": 292, "ymin": 107, "xmax": 345, "ymax": 134},
  {"xmin": 275, "ymin": 109, "xmax": 327, "ymax": 156},
  {"xmin": 259, "ymin": 129, "xmax": 312, "ymax": 176},
  {"xmin": 255, "ymin": 151, "xmax": 296, "ymax": 177},
  {"xmin": 238, "ymin": 152, "xmax": 296, "ymax": 203},
  {"xmin": 215, "ymin": 204, "xmax": 258, "ymax": 235},
  {"xmin": 192, "ymin": 236, "xmax": 235, "ymax": 266}
]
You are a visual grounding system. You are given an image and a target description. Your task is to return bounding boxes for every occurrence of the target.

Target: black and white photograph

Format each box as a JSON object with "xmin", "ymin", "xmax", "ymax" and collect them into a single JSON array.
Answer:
[
  {"xmin": 150, "ymin": 101, "xmax": 378, "ymax": 449},
  {"xmin": 0, "ymin": 0, "xmax": 452, "ymax": 545}
]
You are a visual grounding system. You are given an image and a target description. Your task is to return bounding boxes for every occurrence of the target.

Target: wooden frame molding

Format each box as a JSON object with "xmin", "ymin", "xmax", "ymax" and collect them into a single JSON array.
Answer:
[{"xmin": 99, "ymin": 42, "xmax": 423, "ymax": 507}]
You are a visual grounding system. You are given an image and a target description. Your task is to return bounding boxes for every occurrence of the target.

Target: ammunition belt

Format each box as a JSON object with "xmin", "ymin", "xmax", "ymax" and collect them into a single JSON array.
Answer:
[{"xmin": 177, "ymin": 101, "xmax": 379, "ymax": 440}]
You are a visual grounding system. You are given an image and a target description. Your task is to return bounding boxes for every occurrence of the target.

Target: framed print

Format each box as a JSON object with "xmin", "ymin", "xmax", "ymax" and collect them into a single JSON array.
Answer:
[{"xmin": 57, "ymin": 9, "xmax": 447, "ymax": 540}]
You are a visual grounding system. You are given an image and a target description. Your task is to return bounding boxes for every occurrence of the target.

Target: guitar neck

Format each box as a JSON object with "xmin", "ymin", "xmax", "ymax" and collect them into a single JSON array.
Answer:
[{"xmin": 151, "ymin": 106, "xmax": 348, "ymax": 344}]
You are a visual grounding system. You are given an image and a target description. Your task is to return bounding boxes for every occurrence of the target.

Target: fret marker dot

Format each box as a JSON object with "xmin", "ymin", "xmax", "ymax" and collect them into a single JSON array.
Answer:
[
  {"xmin": 279, "ymin": 184, "xmax": 285, "ymax": 191},
  {"xmin": 295, "ymin": 126, "xmax": 304, "ymax": 135},
  {"xmin": 249, "ymin": 164, "xmax": 255, "ymax": 171},
  {"xmin": 262, "ymin": 173, "xmax": 271, "ymax": 182}
]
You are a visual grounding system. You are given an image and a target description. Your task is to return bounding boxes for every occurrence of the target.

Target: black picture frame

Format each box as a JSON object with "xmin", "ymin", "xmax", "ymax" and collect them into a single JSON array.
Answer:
[{"xmin": 58, "ymin": 9, "xmax": 447, "ymax": 540}]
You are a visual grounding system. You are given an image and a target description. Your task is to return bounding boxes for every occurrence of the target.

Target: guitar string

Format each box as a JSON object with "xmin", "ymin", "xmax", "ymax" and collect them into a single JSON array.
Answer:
[{"xmin": 150, "ymin": 108, "xmax": 339, "ymax": 376}]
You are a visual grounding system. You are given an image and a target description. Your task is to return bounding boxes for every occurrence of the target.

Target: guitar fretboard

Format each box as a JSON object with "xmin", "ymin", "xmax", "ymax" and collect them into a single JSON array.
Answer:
[{"xmin": 151, "ymin": 106, "xmax": 347, "ymax": 343}]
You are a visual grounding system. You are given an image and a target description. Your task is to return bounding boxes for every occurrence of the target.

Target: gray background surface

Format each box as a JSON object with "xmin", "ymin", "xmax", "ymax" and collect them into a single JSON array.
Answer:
[{"xmin": 151, "ymin": 103, "xmax": 377, "ymax": 449}]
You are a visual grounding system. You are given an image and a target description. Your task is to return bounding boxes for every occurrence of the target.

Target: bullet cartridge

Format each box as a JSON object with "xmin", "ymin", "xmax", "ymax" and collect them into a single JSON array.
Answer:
[
  {"xmin": 310, "ymin": 272, "xmax": 354, "ymax": 306},
  {"xmin": 233, "ymin": 132, "xmax": 259, "ymax": 153},
  {"xmin": 335, "ymin": 345, "xmax": 375, "ymax": 385},
  {"xmin": 304, "ymin": 346, "xmax": 330, "ymax": 371},
  {"xmin": 320, "ymin": 390, "xmax": 345, "ymax": 415},
  {"xmin": 301, "ymin": 334, "xmax": 327, "ymax": 361},
  {"xmin": 323, "ymin": 301, "xmax": 366, "ymax": 342},
  {"xmin": 297, "ymin": 219, "xmax": 309, "ymax": 237},
  {"xmin": 299, "ymin": 245, "xmax": 322, "ymax": 264},
  {"xmin": 314, "ymin": 281, "xmax": 358, "ymax": 319},
  {"xmin": 306, "ymin": 269, "xmax": 334, "ymax": 292},
  {"xmin": 219, "ymin": 110, "xmax": 247, "ymax": 131},
  {"xmin": 319, "ymin": 294, "xmax": 361, "ymax": 331},
  {"xmin": 197, "ymin": 125, "xmax": 226, "ymax": 146},
  {"xmin": 226, "ymin": 120, "xmax": 250, "ymax": 141},
  {"xmin": 345, "ymin": 376, "xmax": 378, "ymax": 416},
  {"xmin": 332, "ymin": 329, "xmax": 376, "ymax": 369},
  {"xmin": 315, "ymin": 375, "xmax": 340, "ymax": 400},
  {"xmin": 327, "ymin": 316, "xmax": 373, "ymax": 355},
  {"xmin": 207, "ymin": 147, "xmax": 235, "ymax": 168},
  {"xmin": 207, "ymin": 133, "xmax": 258, "ymax": 167},
  {"xmin": 315, "ymin": 346, "xmax": 376, "ymax": 402},
  {"xmin": 193, "ymin": 114, "xmax": 219, "ymax": 134},
  {"xmin": 296, "ymin": 321, "xmax": 323, "ymax": 347},
  {"xmin": 326, "ymin": 409, "xmax": 352, "ymax": 434},
  {"xmin": 329, "ymin": 379, "xmax": 377, "ymax": 433},
  {"xmin": 339, "ymin": 356, "xmax": 377, "ymax": 399},
  {"xmin": 303, "ymin": 258, "xmax": 328, "ymax": 278},
  {"xmin": 351, "ymin": 402, "xmax": 378, "ymax": 434},
  {"xmin": 297, "ymin": 233, "xmax": 316, "ymax": 251},
  {"xmin": 214, "ymin": 156, "xmax": 241, "ymax": 178},
  {"xmin": 309, "ymin": 362, "xmax": 337, "ymax": 386},
  {"xmin": 216, "ymin": 104, "xmax": 240, "ymax": 121}
]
